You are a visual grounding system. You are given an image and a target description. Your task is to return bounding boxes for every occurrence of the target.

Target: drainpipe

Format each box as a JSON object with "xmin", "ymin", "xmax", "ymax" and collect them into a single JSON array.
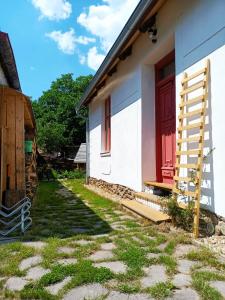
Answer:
[{"xmin": 86, "ymin": 107, "xmax": 90, "ymax": 184}]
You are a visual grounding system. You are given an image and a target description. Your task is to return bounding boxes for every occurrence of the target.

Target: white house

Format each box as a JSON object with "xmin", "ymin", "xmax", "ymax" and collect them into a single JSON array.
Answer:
[{"xmin": 79, "ymin": 0, "xmax": 225, "ymax": 224}]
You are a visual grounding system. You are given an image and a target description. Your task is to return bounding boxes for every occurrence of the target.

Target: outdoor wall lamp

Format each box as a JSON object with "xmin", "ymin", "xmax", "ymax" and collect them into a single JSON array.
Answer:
[{"xmin": 148, "ymin": 25, "xmax": 157, "ymax": 43}]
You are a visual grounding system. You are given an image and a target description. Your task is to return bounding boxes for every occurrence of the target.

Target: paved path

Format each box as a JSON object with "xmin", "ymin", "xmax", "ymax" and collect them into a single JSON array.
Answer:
[{"xmin": 1, "ymin": 181, "xmax": 225, "ymax": 299}]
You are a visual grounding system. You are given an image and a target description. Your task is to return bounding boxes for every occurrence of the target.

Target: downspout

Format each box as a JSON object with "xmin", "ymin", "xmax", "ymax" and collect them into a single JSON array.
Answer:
[{"xmin": 86, "ymin": 107, "xmax": 90, "ymax": 184}]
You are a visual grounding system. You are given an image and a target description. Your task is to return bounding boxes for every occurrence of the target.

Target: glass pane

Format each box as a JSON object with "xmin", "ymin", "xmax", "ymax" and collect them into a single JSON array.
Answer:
[{"xmin": 159, "ymin": 61, "xmax": 175, "ymax": 80}]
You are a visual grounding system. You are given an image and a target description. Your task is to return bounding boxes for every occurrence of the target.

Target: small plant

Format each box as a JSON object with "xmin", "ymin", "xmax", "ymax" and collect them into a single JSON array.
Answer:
[
  {"xmin": 163, "ymin": 195, "xmax": 194, "ymax": 231},
  {"xmin": 148, "ymin": 282, "xmax": 174, "ymax": 299}
]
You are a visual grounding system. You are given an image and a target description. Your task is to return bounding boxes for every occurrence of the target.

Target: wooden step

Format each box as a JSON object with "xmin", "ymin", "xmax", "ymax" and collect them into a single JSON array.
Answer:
[
  {"xmin": 136, "ymin": 192, "xmax": 188, "ymax": 210},
  {"xmin": 121, "ymin": 200, "xmax": 170, "ymax": 223},
  {"xmin": 135, "ymin": 192, "xmax": 166, "ymax": 207},
  {"xmin": 144, "ymin": 181, "xmax": 173, "ymax": 190}
]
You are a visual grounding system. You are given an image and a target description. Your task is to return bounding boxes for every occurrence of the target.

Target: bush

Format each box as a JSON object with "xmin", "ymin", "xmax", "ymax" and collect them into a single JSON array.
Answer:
[
  {"xmin": 52, "ymin": 169, "xmax": 85, "ymax": 180},
  {"xmin": 163, "ymin": 195, "xmax": 194, "ymax": 231}
]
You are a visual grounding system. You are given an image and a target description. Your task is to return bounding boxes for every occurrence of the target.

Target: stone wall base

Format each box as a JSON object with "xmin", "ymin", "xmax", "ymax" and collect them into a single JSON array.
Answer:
[{"xmin": 88, "ymin": 177, "xmax": 135, "ymax": 200}]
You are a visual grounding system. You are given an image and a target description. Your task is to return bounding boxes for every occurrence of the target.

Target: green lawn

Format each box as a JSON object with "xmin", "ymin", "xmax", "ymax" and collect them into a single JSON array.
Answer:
[{"xmin": 0, "ymin": 179, "xmax": 224, "ymax": 300}]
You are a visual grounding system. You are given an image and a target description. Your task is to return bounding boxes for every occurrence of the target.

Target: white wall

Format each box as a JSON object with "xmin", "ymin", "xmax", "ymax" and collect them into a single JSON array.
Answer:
[
  {"xmin": 89, "ymin": 59, "xmax": 142, "ymax": 191},
  {"xmin": 174, "ymin": 0, "xmax": 225, "ymax": 217},
  {"xmin": 88, "ymin": 0, "xmax": 225, "ymax": 217},
  {"xmin": 0, "ymin": 61, "xmax": 8, "ymax": 86}
]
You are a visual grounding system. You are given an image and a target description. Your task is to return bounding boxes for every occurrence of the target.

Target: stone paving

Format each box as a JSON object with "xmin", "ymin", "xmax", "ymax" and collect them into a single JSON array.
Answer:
[{"xmin": 1, "ymin": 182, "xmax": 225, "ymax": 299}]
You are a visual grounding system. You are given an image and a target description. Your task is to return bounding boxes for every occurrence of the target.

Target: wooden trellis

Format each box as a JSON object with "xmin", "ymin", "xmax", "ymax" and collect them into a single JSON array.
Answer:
[{"xmin": 173, "ymin": 60, "xmax": 209, "ymax": 238}]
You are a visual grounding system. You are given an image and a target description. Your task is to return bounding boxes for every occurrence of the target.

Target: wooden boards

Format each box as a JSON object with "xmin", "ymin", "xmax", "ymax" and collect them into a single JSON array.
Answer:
[
  {"xmin": 121, "ymin": 199, "xmax": 170, "ymax": 222},
  {"xmin": 0, "ymin": 87, "xmax": 27, "ymax": 205},
  {"xmin": 173, "ymin": 60, "xmax": 209, "ymax": 238}
]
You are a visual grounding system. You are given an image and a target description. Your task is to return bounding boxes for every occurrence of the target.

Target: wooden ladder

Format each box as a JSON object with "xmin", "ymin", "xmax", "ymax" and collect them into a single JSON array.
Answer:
[{"xmin": 173, "ymin": 60, "xmax": 209, "ymax": 238}]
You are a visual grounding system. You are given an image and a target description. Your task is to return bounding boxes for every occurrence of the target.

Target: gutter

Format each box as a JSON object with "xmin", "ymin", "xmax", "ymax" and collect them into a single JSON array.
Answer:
[{"xmin": 78, "ymin": 0, "xmax": 159, "ymax": 109}]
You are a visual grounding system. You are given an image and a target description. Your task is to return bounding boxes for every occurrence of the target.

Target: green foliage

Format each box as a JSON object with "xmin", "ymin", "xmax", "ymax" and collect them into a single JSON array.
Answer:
[
  {"xmin": 52, "ymin": 169, "xmax": 85, "ymax": 179},
  {"xmin": 163, "ymin": 195, "xmax": 194, "ymax": 231},
  {"xmin": 148, "ymin": 282, "xmax": 174, "ymax": 299},
  {"xmin": 32, "ymin": 74, "xmax": 93, "ymax": 152},
  {"xmin": 192, "ymin": 271, "xmax": 225, "ymax": 300}
]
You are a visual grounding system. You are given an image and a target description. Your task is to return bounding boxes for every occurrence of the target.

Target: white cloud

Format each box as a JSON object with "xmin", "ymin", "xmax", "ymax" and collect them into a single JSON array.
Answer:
[
  {"xmin": 77, "ymin": 0, "xmax": 140, "ymax": 52},
  {"xmin": 77, "ymin": 0, "xmax": 139, "ymax": 70},
  {"xmin": 86, "ymin": 47, "xmax": 105, "ymax": 71},
  {"xmin": 79, "ymin": 54, "xmax": 86, "ymax": 65},
  {"xmin": 46, "ymin": 28, "xmax": 95, "ymax": 55},
  {"xmin": 32, "ymin": 0, "xmax": 72, "ymax": 21}
]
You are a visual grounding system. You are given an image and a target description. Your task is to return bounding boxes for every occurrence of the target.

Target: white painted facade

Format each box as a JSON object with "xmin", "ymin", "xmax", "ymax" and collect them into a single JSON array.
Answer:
[{"xmin": 88, "ymin": 0, "xmax": 225, "ymax": 217}]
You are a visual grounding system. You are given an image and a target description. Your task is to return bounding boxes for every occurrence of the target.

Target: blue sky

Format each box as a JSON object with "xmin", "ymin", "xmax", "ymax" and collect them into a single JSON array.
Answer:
[{"xmin": 0, "ymin": 0, "xmax": 139, "ymax": 99}]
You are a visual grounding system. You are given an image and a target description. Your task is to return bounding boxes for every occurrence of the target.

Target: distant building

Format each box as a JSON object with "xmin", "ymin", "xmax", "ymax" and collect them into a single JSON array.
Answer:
[{"xmin": 74, "ymin": 143, "xmax": 86, "ymax": 169}]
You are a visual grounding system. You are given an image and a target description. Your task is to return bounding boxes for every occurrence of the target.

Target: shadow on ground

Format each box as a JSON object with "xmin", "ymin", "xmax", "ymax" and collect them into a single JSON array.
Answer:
[{"xmin": 21, "ymin": 180, "xmax": 113, "ymax": 241}]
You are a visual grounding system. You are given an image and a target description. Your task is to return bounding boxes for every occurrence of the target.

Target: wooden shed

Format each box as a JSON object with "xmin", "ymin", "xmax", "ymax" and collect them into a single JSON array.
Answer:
[{"xmin": 0, "ymin": 32, "xmax": 36, "ymax": 207}]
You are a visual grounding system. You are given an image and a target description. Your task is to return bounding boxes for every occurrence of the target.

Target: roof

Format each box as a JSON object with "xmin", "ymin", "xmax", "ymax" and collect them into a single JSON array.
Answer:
[
  {"xmin": 74, "ymin": 143, "xmax": 86, "ymax": 163},
  {"xmin": 0, "ymin": 32, "xmax": 21, "ymax": 91},
  {"xmin": 79, "ymin": 0, "xmax": 161, "ymax": 108}
]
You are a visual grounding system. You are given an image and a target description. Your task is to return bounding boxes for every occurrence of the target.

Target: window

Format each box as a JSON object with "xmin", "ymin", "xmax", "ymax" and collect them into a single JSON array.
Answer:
[{"xmin": 103, "ymin": 97, "xmax": 111, "ymax": 153}]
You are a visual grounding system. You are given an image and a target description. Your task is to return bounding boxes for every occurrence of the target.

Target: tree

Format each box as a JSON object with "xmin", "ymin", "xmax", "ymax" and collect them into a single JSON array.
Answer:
[{"xmin": 32, "ymin": 73, "xmax": 93, "ymax": 152}]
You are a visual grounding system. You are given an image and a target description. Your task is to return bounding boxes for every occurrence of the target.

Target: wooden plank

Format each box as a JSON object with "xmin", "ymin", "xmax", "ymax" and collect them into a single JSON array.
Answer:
[
  {"xmin": 178, "ymin": 122, "xmax": 203, "ymax": 131},
  {"xmin": 174, "ymin": 176, "xmax": 195, "ymax": 183},
  {"xmin": 178, "ymin": 108, "xmax": 204, "ymax": 119},
  {"xmin": 15, "ymin": 94, "xmax": 25, "ymax": 193},
  {"xmin": 173, "ymin": 188, "xmax": 197, "ymax": 197},
  {"xmin": 179, "ymin": 95, "xmax": 205, "ymax": 108},
  {"xmin": 176, "ymin": 149, "xmax": 201, "ymax": 156},
  {"xmin": 177, "ymin": 136, "xmax": 202, "ymax": 144},
  {"xmin": 6, "ymin": 92, "xmax": 16, "ymax": 190},
  {"xmin": 174, "ymin": 72, "xmax": 187, "ymax": 193},
  {"xmin": 0, "ymin": 88, "xmax": 7, "ymax": 200},
  {"xmin": 193, "ymin": 60, "xmax": 209, "ymax": 238},
  {"xmin": 180, "ymin": 81, "xmax": 205, "ymax": 96},
  {"xmin": 175, "ymin": 163, "xmax": 199, "ymax": 169},
  {"xmin": 144, "ymin": 181, "xmax": 173, "ymax": 190},
  {"xmin": 121, "ymin": 200, "xmax": 170, "ymax": 222},
  {"xmin": 181, "ymin": 68, "xmax": 206, "ymax": 84}
]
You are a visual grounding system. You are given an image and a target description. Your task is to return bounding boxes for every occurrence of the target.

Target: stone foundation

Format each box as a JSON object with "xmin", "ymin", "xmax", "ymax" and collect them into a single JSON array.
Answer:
[{"xmin": 88, "ymin": 177, "xmax": 135, "ymax": 200}]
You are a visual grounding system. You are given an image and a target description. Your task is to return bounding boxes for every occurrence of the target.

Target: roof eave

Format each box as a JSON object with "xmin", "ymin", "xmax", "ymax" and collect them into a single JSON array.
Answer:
[{"xmin": 78, "ymin": 0, "xmax": 159, "ymax": 109}]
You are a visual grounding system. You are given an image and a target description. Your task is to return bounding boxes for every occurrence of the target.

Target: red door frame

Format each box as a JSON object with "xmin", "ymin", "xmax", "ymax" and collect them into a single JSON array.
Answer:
[{"xmin": 155, "ymin": 50, "xmax": 175, "ymax": 183}]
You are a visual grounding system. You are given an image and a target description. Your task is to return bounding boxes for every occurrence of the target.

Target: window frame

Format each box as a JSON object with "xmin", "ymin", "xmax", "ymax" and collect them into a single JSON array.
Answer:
[{"xmin": 102, "ymin": 97, "xmax": 111, "ymax": 154}]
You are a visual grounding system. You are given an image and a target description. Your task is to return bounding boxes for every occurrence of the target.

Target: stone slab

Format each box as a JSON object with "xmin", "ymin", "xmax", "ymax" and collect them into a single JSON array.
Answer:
[
  {"xmin": 23, "ymin": 241, "xmax": 47, "ymax": 250},
  {"xmin": 63, "ymin": 283, "xmax": 108, "ymax": 300},
  {"xmin": 210, "ymin": 281, "xmax": 225, "ymax": 297},
  {"xmin": 168, "ymin": 288, "xmax": 200, "ymax": 300},
  {"xmin": 19, "ymin": 255, "xmax": 42, "ymax": 271},
  {"xmin": 141, "ymin": 265, "xmax": 167, "ymax": 288},
  {"xmin": 5, "ymin": 277, "xmax": 28, "ymax": 291},
  {"xmin": 174, "ymin": 244, "xmax": 198, "ymax": 258},
  {"xmin": 46, "ymin": 277, "xmax": 71, "ymax": 295},
  {"xmin": 106, "ymin": 291, "xmax": 152, "ymax": 300},
  {"xmin": 94, "ymin": 261, "xmax": 127, "ymax": 274},
  {"xmin": 56, "ymin": 258, "xmax": 77, "ymax": 266},
  {"xmin": 89, "ymin": 250, "xmax": 114, "ymax": 261},
  {"xmin": 147, "ymin": 253, "xmax": 161, "ymax": 259},
  {"xmin": 101, "ymin": 243, "xmax": 116, "ymax": 250},
  {"xmin": 74, "ymin": 240, "xmax": 93, "ymax": 246},
  {"xmin": 172, "ymin": 273, "xmax": 192, "ymax": 288},
  {"xmin": 177, "ymin": 259, "xmax": 197, "ymax": 274},
  {"xmin": 58, "ymin": 247, "xmax": 75, "ymax": 255},
  {"xmin": 25, "ymin": 266, "xmax": 50, "ymax": 280}
]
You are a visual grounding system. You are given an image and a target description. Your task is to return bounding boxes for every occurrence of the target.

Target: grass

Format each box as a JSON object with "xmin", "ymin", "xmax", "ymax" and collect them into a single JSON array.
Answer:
[
  {"xmin": 1, "ymin": 179, "xmax": 225, "ymax": 299},
  {"xmin": 192, "ymin": 271, "xmax": 225, "ymax": 300},
  {"xmin": 147, "ymin": 282, "xmax": 174, "ymax": 299}
]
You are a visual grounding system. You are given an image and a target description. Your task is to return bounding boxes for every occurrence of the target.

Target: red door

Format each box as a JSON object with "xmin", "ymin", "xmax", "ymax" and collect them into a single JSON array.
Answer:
[{"xmin": 155, "ymin": 51, "xmax": 176, "ymax": 184}]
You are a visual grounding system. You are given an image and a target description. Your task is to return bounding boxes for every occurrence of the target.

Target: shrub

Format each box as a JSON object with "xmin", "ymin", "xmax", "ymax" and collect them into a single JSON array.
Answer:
[{"xmin": 52, "ymin": 169, "xmax": 85, "ymax": 179}]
